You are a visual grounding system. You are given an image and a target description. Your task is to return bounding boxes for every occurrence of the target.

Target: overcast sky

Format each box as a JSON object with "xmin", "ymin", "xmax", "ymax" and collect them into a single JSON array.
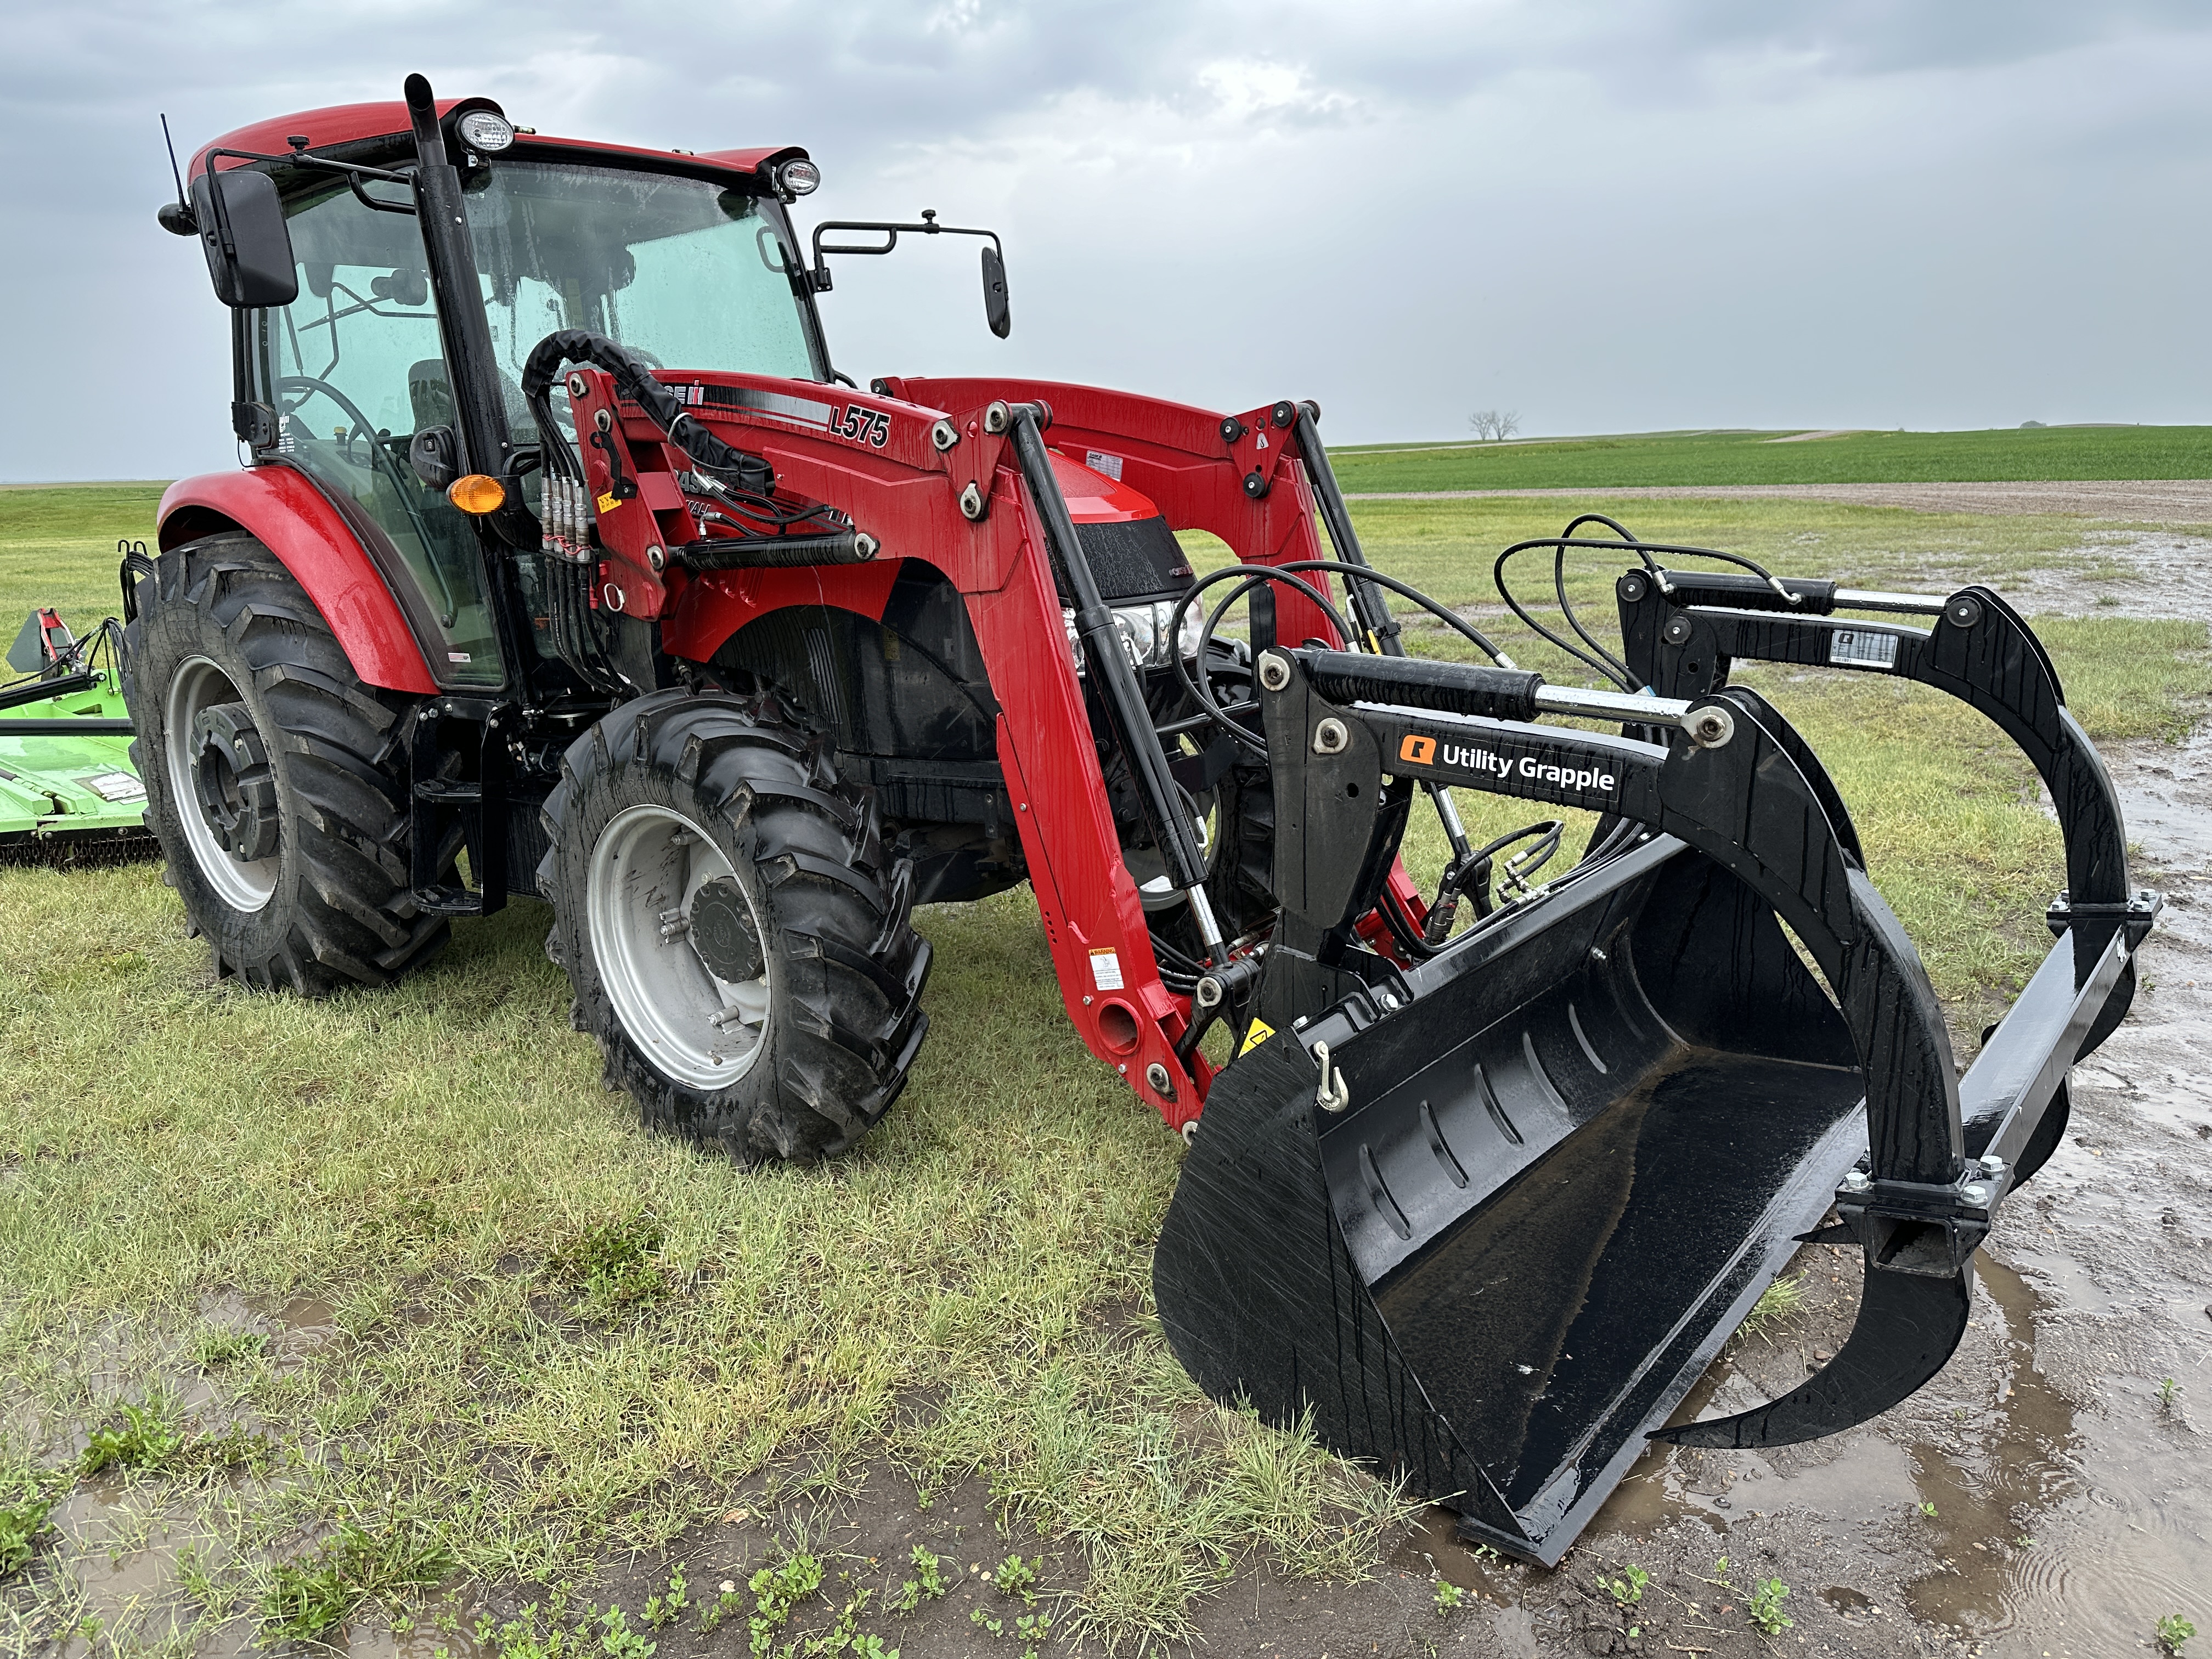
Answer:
[{"xmin": 5, "ymin": 0, "xmax": 2210, "ymax": 481}]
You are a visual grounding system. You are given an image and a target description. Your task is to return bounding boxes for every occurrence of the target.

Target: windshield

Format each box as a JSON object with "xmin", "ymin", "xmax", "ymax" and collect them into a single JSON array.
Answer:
[{"xmin": 464, "ymin": 159, "xmax": 819, "ymax": 398}]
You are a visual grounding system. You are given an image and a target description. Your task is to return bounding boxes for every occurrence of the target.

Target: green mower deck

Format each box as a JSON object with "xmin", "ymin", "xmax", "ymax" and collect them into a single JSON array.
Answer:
[{"xmin": 0, "ymin": 658, "xmax": 150, "ymax": 864}]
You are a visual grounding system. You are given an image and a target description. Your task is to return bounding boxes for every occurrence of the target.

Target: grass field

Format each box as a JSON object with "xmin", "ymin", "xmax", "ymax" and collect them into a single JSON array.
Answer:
[
  {"xmin": 0, "ymin": 481, "xmax": 2206, "ymax": 1656},
  {"xmin": 1328, "ymin": 425, "xmax": 2212, "ymax": 494}
]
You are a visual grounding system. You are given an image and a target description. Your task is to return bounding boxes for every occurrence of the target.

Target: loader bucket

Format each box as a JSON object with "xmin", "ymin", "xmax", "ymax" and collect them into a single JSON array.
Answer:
[
  {"xmin": 1155, "ymin": 656, "xmax": 2145, "ymax": 1566},
  {"xmin": 1155, "ymin": 837, "xmax": 1868, "ymax": 1562}
]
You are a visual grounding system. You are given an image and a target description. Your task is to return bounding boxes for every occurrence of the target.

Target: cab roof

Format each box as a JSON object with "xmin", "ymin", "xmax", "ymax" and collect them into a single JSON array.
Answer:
[{"xmin": 190, "ymin": 99, "xmax": 804, "ymax": 187}]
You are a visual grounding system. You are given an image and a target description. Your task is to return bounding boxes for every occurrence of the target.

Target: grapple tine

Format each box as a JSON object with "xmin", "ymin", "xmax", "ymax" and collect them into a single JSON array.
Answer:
[{"xmin": 1653, "ymin": 1256, "xmax": 1973, "ymax": 1449}]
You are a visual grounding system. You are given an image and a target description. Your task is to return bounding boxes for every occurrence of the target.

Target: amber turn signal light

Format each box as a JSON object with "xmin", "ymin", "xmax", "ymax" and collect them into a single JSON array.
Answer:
[{"xmin": 447, "ymin": 474, "xmax": 507, "ymax": 515}]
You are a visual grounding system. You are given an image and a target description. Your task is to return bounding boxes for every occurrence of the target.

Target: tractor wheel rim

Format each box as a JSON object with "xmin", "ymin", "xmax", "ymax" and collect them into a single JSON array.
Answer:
[
  {"xmin": 165, "ymin": 656, "xmax": 278, "ymax": 912},
  {"xmin": 587, "ymin": 804, "xmax": 771, "ymax": 1092}
]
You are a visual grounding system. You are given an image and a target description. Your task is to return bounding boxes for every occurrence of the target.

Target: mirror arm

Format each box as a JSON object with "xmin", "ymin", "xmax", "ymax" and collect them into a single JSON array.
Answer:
[
  {"xmin": 201, "ymin": 146, "xmax": 416, "ymax": 218},
  {"xmin": 806, "ymin": 216, "xmax": 1005, "ymax": 295}
]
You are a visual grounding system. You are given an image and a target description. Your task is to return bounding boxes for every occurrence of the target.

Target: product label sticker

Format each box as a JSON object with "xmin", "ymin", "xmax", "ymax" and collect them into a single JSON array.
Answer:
[
  {"xmin": 596, "ymin": 490, "xmax": 620, "ymax": 515},
  {"xmin": 1829, "ymin": 629, "xmax": 1900, "ymax": 670},
  {"xmin": 82, "ymin": 771, "xmax": 146, "ymax": 803},
  {"xmin": 1088, "ymin": 947, "xmax": 1124, "ymax": 991},
  {"xmin": 1084, "ymin": 450, "xmax": 1124, "ymax": 481},
  {"xmin": 1238, "ymin": 1017, "xmax": 1276, "ymax": 1057}
]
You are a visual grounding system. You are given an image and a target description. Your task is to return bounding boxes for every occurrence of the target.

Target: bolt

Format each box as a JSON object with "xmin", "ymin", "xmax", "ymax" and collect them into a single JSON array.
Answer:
[
  {"xmin": 854, "ymin": 532, "xmax": 880, "ymax": 560},
  {"xmin": 605, "ymin": 584, "xmax": 627, "ymax": 612},
  {"xmin": 983, "ymin": 400, "xmax": 1012, "ymax": 435},
  {"xmin": 1377, "ymin": 990, "xmax": 1400, "ymax": 1011},
  {"xmin": 1663, "ymin": 616, "xmax": 1694, "ymax": 646},
  {"xmin": 567, "ymin": 374, "xmax": 588, "ymax": 398},
  {"xmin": 1946, "ymin": 595, "xmax": 1983, "ymax": 629},
  {"xmin": 1978, "ymin": 1153, "xmax": 2006, "ymax": 1176},
  {"xmin": 1841, "ymin": 1169, "xmax": 1872, "ymax": 1193},
  {"xmin": 1590, "ymin": 946, "xmax": 1609, "ymax": 964},
  {"xmin": 1618, "ymin": 573, "xmax": 1647, "ymax": 602},
  {"xmin": 646, "ymin": 544, "xmax": 665, "ymax": 573},
  {"xmin": 593, "ymin": 408, "xmax": 613, "ymax": 432},
  {"xmin": 958, "ymin": 481, "xmax": 986, "ymax": 520},
  {"xmin": 930, "ymin": 419, "xmax": 959, "ymax": 451},
  {"xmin": 1685, "ymin": 706, "xmax": 1734, "ymax": 749},
  {"xmin": 1219, "ymin": 416, "xmax": 1245, "ymax": 443},
  {"xmin": 1146, "ymin": 1062, "xmax": 1172, "ymax": 1094},
  {"xmin": 1961, "ymin": 1182, "xmax": 1991, "ymax": 1206},
  {"xmin": 1313, "ymin": 716, "xmax": 1349, "ymax": 755},
  {"xmin": 1195, "ymin": 976, "xmax": 1224, "ymax": 1009},
  {"xmin": 1081, "ymin": 994, "xmax": 1092, "ymax": 1006},
  {"xmin": 1181, "ymin": 1120, "xmax": 1199, "ymax": 1144},
  {"xmin": 1257, "ymin": 651, "xmax": 1293, "ymax": 692}
]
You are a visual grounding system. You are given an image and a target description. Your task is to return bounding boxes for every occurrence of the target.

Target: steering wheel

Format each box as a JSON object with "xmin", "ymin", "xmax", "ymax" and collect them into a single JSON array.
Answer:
[
  {"xmin": 275, "ymin": 375, "xmax": 387, "ymax": 457},
  {"xmin": 274, "ymin": 375, "xmax": 462, "ymax": 625}
]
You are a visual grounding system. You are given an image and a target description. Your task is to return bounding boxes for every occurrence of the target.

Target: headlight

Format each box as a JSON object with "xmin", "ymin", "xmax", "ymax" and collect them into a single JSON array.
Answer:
[
  {"xmin": 1064, "ymin": 600, "xmax": 1206, "ymax": 677},
  {"xmin": 777, "ymin": 158, "xmax": 822, "ymax": 196},
  {"xmin": 456, "ymin": 110, "xmax": 516, "ymax": 153}
]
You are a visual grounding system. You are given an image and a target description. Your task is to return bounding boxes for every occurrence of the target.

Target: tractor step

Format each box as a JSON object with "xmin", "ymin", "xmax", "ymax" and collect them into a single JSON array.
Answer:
[
  {"xmin": 414, "ymin": 778, "xmax": 483, "ymax": 804},
  {"xmin": 410, "ymin": 884, "xmax": 484, "ymax": 917}
]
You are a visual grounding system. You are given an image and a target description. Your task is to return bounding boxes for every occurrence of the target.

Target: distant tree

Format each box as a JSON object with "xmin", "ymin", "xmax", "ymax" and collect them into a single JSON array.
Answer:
[{"xmin": 1468, "ymin": 409, "xmax": 1521, "ymax": 442}]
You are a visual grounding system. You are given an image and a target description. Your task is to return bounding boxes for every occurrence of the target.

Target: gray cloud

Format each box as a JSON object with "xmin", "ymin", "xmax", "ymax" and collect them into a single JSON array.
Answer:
[{"xmin": 4, "ymin": 1, "xmax": 2210, "ymax": 481}]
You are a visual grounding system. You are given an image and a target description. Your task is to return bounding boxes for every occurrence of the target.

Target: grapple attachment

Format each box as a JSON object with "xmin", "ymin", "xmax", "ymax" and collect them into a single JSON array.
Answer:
[{"xmin": 1154, "ymin": 640, "xmax": 2151, "ymax": 1564}]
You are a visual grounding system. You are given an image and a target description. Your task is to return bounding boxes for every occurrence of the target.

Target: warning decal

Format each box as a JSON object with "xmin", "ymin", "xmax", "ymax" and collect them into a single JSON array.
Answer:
[
  {"xmin": 1829, "ymin": 629, "xmax": 1900, "ymax": 670},
  {"xmin": 1089, "ymin": 947, "xmax": 1125, "ymax": 991},
  {"xmin": 82, "ymin": 771, "xmax": 146, "ymax": 803},
  {"xmin": 596, "ymin": 491, "xmax": 620, "ymax": 515},
  {"xmin": 1084, "ymin": 450, "xmax": 1124, "ymax": 481},
  {"xmin": 1238, "ymin": 1017, "xmax": 1276, "ymax": 1057}
]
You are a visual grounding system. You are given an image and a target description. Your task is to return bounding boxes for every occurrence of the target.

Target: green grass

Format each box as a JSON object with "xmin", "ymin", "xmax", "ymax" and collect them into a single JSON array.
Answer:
[
  {"xmin": 0, "ymin": 481, "xmax": 2207, "ymax": 1651},
  {"xmin": 1329, "ymin": 425, "xmax": 2212, "ymax": 494},
  {"xmin": 0, "ymin": 484, "xmax": 165, "ymax": 628}
]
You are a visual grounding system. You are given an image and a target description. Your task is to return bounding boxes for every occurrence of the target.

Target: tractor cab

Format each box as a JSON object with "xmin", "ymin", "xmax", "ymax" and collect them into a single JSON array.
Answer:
[{"xmin": 179, "ymin": 97, "xmax": 838, "ymax": 693}]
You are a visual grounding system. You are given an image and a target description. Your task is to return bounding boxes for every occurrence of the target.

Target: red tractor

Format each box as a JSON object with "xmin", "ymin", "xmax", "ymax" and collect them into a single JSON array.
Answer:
[{"xmin": 139, "ymin": 75, "xmax": 2154, "ymax": 1564}]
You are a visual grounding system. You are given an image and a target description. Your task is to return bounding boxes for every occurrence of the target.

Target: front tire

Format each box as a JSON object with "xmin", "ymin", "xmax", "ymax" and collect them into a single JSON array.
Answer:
[
  {"xmin": 121, "ymin": 532, "xmax": 450, "ymax": 991},
  {"xmin": 541, "ymin": 689, "xmax": 932, "ymax": 1163}
]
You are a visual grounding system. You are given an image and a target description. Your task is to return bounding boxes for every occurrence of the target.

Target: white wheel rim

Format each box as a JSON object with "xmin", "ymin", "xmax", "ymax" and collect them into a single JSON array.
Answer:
[
  {"xmin": 587, "ymin": 804, "xmax": 771, "ymax": 1091},
  {"xmin": 165, "ymin": 655, "xmax": 278, "ymax": 913}
]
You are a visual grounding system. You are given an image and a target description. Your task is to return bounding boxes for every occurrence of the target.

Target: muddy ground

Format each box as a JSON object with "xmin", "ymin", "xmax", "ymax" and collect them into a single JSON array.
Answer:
[{"xmin": 525, "ymin": 728, "xmax": 2209, "ymax": 1659}]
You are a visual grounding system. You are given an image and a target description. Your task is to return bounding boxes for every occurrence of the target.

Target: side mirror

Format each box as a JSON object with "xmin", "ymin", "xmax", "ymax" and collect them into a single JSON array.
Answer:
[
  {"xmin": 188, "ymin": 168, "xmax": 298, "ymax": 308},
  {"xmin": 981, "ymin": 245, "xmax": 1012, "ymax": 340}
]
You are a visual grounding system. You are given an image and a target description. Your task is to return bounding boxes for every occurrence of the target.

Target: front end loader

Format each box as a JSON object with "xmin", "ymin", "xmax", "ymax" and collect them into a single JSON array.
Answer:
[{"xmin": 138, "ymin": 75, "xmax": 2157, "ymax": 1565}]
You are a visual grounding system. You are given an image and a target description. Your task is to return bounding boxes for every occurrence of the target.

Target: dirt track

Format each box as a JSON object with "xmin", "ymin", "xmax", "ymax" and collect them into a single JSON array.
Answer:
[{"xmin": 1348, "ymin": 479, "xmax": 2212, "ymax": 524}]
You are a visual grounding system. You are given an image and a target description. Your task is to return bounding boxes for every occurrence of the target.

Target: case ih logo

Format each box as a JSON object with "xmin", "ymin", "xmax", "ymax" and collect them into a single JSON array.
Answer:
[{"xmin": 1399, "ymin": 735, "xmax": 1436, "ymax": 765}]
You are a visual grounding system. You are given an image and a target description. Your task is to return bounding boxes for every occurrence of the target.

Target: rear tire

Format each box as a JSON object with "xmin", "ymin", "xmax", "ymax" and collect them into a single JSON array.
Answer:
[
  {"xmin": 540, "ymin": 689, "xmax": 932, "ymax": 1163},
  {"xmin": 121, "ymin": 532, "xmax": 451, "ymax": 992}
]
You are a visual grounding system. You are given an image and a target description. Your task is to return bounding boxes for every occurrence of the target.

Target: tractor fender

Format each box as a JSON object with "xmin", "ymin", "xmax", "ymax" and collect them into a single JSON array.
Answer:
[{"xmin": 158, "ymin": 469, "xmax": 437, "ymax": 693}]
